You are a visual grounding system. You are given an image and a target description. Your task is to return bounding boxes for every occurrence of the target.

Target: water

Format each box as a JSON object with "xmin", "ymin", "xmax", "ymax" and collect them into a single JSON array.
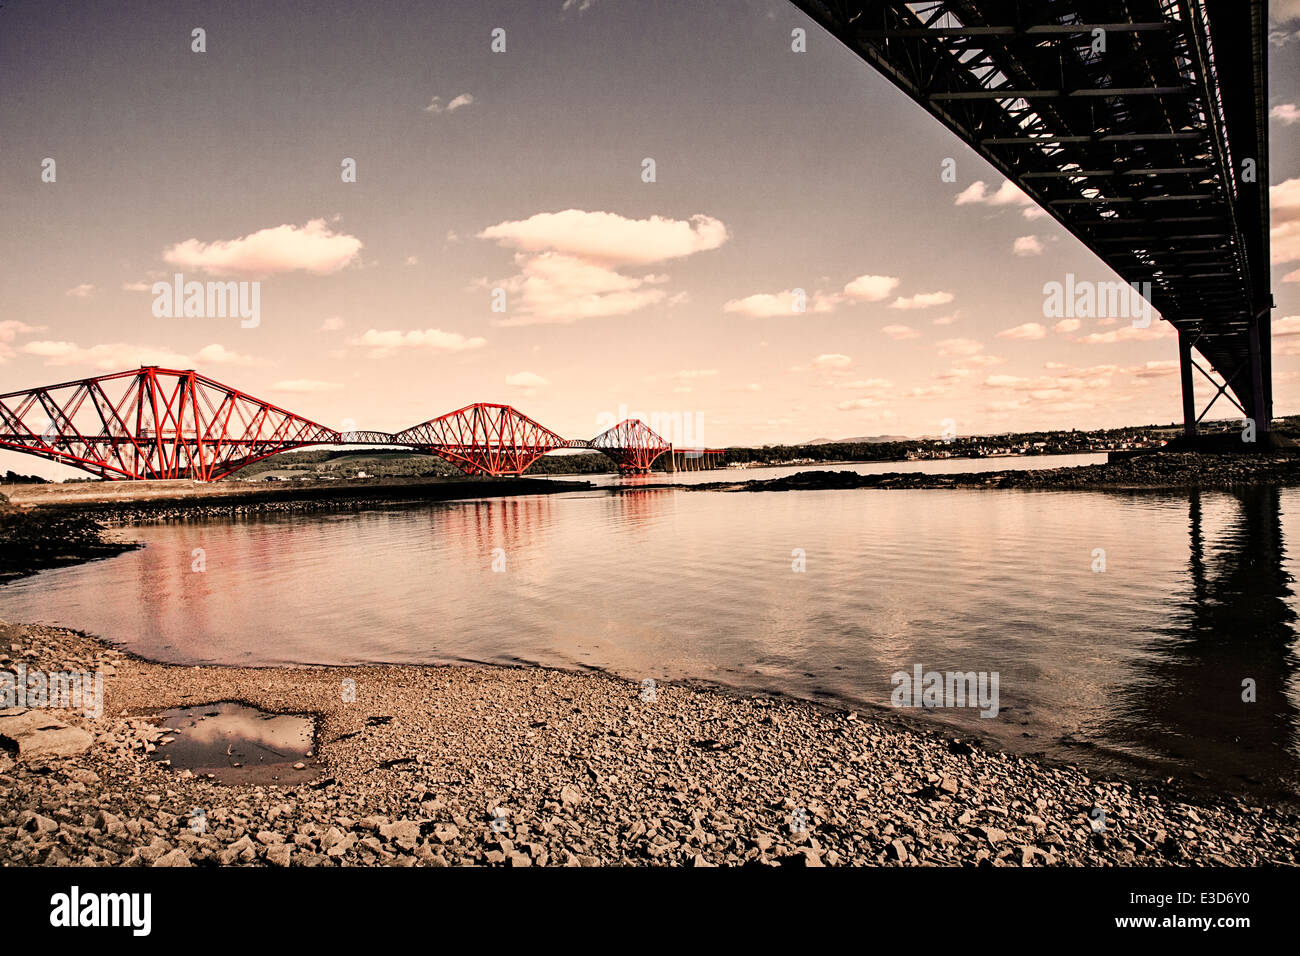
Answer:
[
  {"xmin": 578, "ymin": 451, "xmax": 1110, "ymax": 486},
  {"xmin": 4, "ymin": 469, "xmax": 1299, "ymax": 800},
  {"xmin": 150, "ymin": 702, "xmax": 319, "ymax": 786}
]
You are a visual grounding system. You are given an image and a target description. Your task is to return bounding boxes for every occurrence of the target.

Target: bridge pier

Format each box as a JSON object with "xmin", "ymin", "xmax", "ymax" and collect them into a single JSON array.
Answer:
[{"xmin": 1179, "ymin": 329, "xmax": 1198, "ymax": 439}]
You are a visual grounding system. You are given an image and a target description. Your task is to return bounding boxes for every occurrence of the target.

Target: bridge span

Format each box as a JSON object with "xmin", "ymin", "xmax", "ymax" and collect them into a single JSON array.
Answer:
[
  {"xmin": 0, "ymin": 367, "xmax": 673, "ymax": 481},
  {"xmin": 791, "ymin": 0, "xmax": 1274, "ymax": 437}
]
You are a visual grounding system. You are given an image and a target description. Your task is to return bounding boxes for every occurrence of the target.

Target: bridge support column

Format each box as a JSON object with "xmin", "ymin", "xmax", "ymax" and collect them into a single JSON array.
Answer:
[
  {"xmin": 1178, "ymin": 329, "xmax": 1197, "ymax": 440},
  {"xmin": 1248, "ymin": 312, "xmax": 1271, "ymax": 434},
  {"xmin": 666, "ymin": 446, "xmax": 675, "ymax": 473}
]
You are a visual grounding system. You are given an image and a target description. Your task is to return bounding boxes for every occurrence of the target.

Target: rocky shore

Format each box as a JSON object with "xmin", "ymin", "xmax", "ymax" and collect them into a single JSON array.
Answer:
[
  {"xmin": 685, "ymin": 451, "xmax": 1300, "ymax": 494},
  {"xmin": 1, "ymin": 621, "xmax": 1296, "ymax": 867},
  {"xmin": 0, "ymin": 501, "xmax": 138, "ymax": 583}
]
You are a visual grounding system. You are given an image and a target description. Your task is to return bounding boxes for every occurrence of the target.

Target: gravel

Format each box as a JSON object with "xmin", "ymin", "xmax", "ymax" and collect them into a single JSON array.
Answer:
[{"xmin": 2, "ymin": 621, "xmax": 1296, "ymax": 867}]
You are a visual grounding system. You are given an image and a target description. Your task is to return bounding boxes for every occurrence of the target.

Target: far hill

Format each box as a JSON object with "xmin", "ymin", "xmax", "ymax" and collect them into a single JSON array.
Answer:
[{"xmin": 803, "ymin": 435, "xmax": 912, "ymax": 445}]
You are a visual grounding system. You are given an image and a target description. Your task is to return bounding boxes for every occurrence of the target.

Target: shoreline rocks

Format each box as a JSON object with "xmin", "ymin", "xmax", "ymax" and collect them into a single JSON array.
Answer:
[{"xmin": 0, "ymin": 621, "xmax": 1295, "ymax": 867}]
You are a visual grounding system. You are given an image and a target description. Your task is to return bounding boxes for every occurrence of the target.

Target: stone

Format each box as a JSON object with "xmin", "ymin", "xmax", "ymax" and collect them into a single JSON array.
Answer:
[
  {"xmin": 0, "ymin": 708, "xmax": 93, "ymax": 760},
  {"xmin": 153, "ymin": 849, "xmax": 192, "ymax": 867}
]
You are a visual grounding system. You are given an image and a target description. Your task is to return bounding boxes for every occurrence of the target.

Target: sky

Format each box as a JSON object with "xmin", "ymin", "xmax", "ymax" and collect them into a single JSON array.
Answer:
[{"xmin": 1, "ymin": 0, "xmax": 1298, "ymax": 480}]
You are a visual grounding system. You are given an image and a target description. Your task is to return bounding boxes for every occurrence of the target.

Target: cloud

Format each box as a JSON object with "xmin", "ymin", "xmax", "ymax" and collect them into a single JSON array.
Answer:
[
  {"xmin": 670, "ymin": 369, "xmax": 719, "ymax": 381},
  {"xmin": 195, "ymin": 344, "xmax": 269, "ymax": 367},
  {"xmin": 424, "ymin": 93, "xmax": 475, "ymax": 114},
  {"xmin": 479, "ymin": 210, "xmax": 727, "ymax": 324},
  {"xmin": 1074, "ymin": 324, "xmax": 1175, "ymax": 345},
  {"xmin": 880, "ymin": 324, "xmax": 921, "ymax": 340},
  {"xmin": 122, "ymin": 281, "xmax": 153, "ymax": 292},
  {"xmin": 1272, "ymin": 103, "xmax": 1300, "ymax": 125},
  {"xmin": 162, "ymin": 219, "xmax": 363, "ymax": 278},
  {"xmin": 1054, "ymin": 318, "xmax": 1081, "ymax": 333},
  {"xmin": 21, "ymin": 340, "xmax": 191, "ymax": 371},
  {"xmin": 998, "ymin": 322, "xmax": 1047, "ymax": 340},
  {"xmin": 319, "ymin": 316, "xmax": 346, "ymax": 332},
  {"xmin": 890, "ymin": 291, "xmax": 954, "ymax": 310},
  {"xmin": 1012, "ymin": 235, "xmax": 1044, "ymax": 256},
  {"xmin": 1272, "ymin": 0, "xmax": 1300, "ymax": 24},
  {"xmin": 932, "ymin": 311, "xmax": 960, "ymax": 326},
  {"xmin": 834, "ymin": 377, "xmax": 893, "ymax": 390},
  {"xmin": 0, "ymin": 320, "xmax": 40, "ymax": 362},
  {"xmin": 505, "ymin": 371, "xmax": 550, "ymax": 388},
  {"xmin": 347, "ymin": 328, "xmax": 487, "ymax": 358},
  {"xmin": 1274, "ymin": 315, "xmax": 1300, "ymax": 336},
  {"xmin": 792, "ymin": 353, "xmax": 852, "ymax": 372},
  {"xmin": 723, "ymin": 289, "xmax": 834, "ymax": 317},
  {"xmin": 841, "ymin": 274, "xmax": 900, "ymax": 302},
  {"xmin": 479, "ymin": 209, "xmax": 727, "ymax": 266},
  {"xmin": 955, "ymin": 179, "xmax": 1033, "ymax": 209},
  {"xmin": 270, "ymin": 379, "xmax": 344, "ymax": 393},
  {"xmin": 65, "ymin": 283, "xmax": 95, "ymax": 298},
  {"xmin": 1271, "ymin": 178, "xmax": 1300, "ymax": 265},
  {"xmin": 1284, "ymin": 268, "xmax": 1300, "ymax": 283},
  {"xmin": 936, "ymin": 337, "xmax": 1005, "ymax": 370}
]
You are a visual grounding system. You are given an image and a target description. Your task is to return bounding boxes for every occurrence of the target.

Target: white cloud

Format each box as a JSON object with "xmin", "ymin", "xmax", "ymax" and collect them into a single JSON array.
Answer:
[
  {"xmin": 1054, "ymin": 318, "xmax": 1081, "ymax": 333},
  {"xmin": 890, "ymin": 291, "xmax": 954, "ymax": 310},
  {"xmin": 425, "ymin": 93, "xmax": 475, "ymax": 114},
  {"xmin": 270, "ymin": 379, "xmax": 344, "ymax": 393},
  {"xmin": 163, "ymin": 219, "xmax": 362, "ymax": 278},
  {"xmin": 480, "ymin": 209, "xmax": 727, "ymax": 266},
  {"xmin": 723, "ymin": 289, "xmax": 834, "ymax": 317},
  {"xmin": 195, "ymin": 344, "xmax": 269, "ymax": 367},
  {"xmin": 319, "ymin": 316, "xmax": 346, "ymax": 332},
  {"xmin": 479, "ymin": 210, "xmax": 727, "ymax": 324},
  {"xmin": 505, "ymin": 371, "xmax": 550, "ymax": 388},
  {"xmin": 1012, "ymin": 235, "xmax": 1044, "ymax": 256},
  {"xmin": 955, "ymin": 179, "xmax": 1033, "ymax": 209},
  {"xmin": 670, "ymin": 369, "xmax": 719, "ymax": 381},
  {"xmin": 880, "ymin": 324, "xmax": 921, "ymax": 340},
  {"xmin": 21, "ymin": 340, "xmax": 191, "ymax": 371},
  {"xmin": 1271, "ymin": 178, "xmax": 1300, "ymax": 265},
  {"xmin": 122, "ymin": 281, "xmax": 153, "ymax": 292},
  {"xmin": 1074, "ymin": 324, "xmax": 1176, "ymax": 345},
  {"xmin": 65, "ymin": 283, "xmax": 95, "ymax": 298},
  {"xmin": 998, "ymin": 322, "xmax": 1047, "ymax": 340},
  {"xmin": 347, "ymin": 328, "xmax": 487, "ymax": 358},
  {"xmin": 0, "ymin": 320, "xmax": 39, "ymax": 362},
  {"xmin": 1272, "ymin": 103, "xmax": 1300, "ymax": 125},
  {"xmin": 842, "ymin": 274, "xmax": 900, "ymax": 302}
]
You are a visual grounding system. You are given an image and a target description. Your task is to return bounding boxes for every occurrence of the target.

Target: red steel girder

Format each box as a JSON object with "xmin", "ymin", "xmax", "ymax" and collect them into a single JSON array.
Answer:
[
  {"xmin": 395, "ymin": 403, "xmax": 568, "ymax": 476},
  {"xmin": 589, "ymin": 419, "xmax": 672, "ymax": 474},
  {"xmin": 0, "ymin": 367, "xmax": 340, "ymax": 481}
]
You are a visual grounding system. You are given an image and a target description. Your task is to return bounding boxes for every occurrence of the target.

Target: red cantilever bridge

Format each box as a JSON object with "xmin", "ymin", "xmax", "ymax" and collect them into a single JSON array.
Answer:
[{"xmin": 0, "ymin": 367, "xmax": 675, "ymax": 481}]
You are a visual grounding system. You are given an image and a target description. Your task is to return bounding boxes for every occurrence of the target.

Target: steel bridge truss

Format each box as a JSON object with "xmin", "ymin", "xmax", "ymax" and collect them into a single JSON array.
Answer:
[
  {"xmin": 0, "ymin": 367, "xmax": 674, "ymax": 480},
  {"xmin": 789, "ymin": 0, "xmax": 1272, "ymax": 432}
]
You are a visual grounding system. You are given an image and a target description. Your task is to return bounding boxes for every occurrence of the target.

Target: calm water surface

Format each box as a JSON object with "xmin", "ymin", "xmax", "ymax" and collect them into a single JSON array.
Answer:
[{"xmin": 5, "ymin": 464, "xmax": 1298, "ymax": 799}]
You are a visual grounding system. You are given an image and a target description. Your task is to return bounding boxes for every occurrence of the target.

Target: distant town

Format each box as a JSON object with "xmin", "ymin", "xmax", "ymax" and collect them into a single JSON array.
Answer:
[{"xmin": 4, "ymin": 417, "xmax": 1295, "ymax": 485}]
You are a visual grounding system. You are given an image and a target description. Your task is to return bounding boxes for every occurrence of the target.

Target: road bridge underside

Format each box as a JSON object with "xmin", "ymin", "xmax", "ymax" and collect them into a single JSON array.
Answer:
[{"xmin": 790, "ymin": 0, "xmax": 1272, "ymax": 435}]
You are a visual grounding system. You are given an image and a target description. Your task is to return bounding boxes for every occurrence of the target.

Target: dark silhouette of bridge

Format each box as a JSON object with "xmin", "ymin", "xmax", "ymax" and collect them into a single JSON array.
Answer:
[
  {"xmin": 792, "ymin": 0, "xmax": 1273, "ymax": 436},
  {"xmin": 0, "ymin": 367, "xmax": 674, "ymax": 480}
]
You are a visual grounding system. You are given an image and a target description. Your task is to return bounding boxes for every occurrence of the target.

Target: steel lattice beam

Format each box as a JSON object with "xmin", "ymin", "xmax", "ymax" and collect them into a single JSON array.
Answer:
[
  {"xmin": 0, "ymin": 367, "xmax": 674, "ymax": 480},
  {"xmin": 787, "ymin": 0, "xmax": 1272, "ymax": 428}
]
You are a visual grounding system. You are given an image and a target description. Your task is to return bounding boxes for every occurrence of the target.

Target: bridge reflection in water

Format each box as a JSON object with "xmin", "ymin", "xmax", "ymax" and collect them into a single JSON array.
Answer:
[{"xmin": 1103, "ymin": 487, "xmax": 1300, "ymax": 796}]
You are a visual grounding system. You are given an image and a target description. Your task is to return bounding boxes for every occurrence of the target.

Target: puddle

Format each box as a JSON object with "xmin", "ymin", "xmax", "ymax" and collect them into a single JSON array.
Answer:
[{"xmin": 149, "ymin": 702, "xmax": 322, "ymax": 786}]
